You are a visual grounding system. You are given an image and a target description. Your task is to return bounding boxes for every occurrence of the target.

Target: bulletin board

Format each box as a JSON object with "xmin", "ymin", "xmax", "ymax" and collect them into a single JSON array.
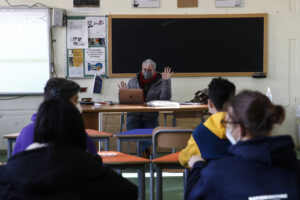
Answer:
[{"xmin": 66, "ymin": 16, "xmax": 107, "ymax": 78}]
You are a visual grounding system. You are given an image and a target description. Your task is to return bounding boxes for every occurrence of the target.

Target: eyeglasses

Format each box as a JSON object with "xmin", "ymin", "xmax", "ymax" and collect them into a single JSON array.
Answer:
[{"xmin": 221, "ymin": 119, "xmax": 240, "ymax": 126}]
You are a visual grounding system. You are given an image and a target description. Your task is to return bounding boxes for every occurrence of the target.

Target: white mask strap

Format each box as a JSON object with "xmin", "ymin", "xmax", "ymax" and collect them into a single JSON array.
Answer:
[{"xmin": 76, "ymin": 103, "xmax": 82, "ymax": 114}]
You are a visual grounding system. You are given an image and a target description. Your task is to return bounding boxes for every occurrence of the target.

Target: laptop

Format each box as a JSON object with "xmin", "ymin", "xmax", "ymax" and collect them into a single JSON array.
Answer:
[{"xmin": 119, "ymin": 88, "xmax": 144, "ymax": 104}]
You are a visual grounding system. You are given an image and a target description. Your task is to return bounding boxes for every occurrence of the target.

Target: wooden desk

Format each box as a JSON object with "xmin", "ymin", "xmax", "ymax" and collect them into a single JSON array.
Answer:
[
  {"xmin": 82, "ymin": 104, "xmax": 208, "ymax": 130},
  {"xmin": 3, "ymin": 133, "xmax": 19, "ymax": 158}
]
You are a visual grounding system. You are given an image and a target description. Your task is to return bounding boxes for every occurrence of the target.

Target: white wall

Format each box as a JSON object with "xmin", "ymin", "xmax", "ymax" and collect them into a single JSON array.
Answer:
[{"xmin": 0, "ymin": 0, "xmax": 300, "ymax": 149}]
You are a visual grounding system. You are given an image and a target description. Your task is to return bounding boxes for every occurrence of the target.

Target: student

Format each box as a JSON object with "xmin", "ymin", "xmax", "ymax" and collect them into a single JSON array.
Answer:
[
  {"xmin": 187, "ymin": 90, "xmax": 300, "ymax": 200},
  {"xmin": 13, "ymin": 78, "xmax": 97, "ymax": 155},
  {"xmin": 179, "ymin": 77, "xmax": 236, "ymax": 168},
  {"xmin": 118, "ymin": 59, "xmax": 172, "ymax": 157},
  {"xmin": 0, "ymin": 99, "xmax": 138, "ymax": 199}
]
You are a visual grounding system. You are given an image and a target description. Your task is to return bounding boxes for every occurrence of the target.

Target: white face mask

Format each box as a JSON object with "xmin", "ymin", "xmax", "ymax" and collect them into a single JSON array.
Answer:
[
  {"xmin": 225, "ymin": 125, "xmax": 239, "ymax": 145},
  {"xmin": 76, "ymin": 103, "xmax": 82, "ymax": 113}
]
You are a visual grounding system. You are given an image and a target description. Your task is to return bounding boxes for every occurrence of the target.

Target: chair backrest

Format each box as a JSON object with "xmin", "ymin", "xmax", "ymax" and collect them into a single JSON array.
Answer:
[{"xmin": 152, "ymin": 127, "xmax": 193, "ymax": 158}]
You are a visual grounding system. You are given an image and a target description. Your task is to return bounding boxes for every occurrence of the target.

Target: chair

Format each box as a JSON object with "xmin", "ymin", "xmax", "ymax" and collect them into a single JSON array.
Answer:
[
  {"xmin": 120, "ymin": 112, "xmax": 132, "ymax": 153},
  {"xmin": 171, "ymin": 111, "xmax": 209, "ymax": 126},
  {"xmin": 85, "ymin": 129, "xmax": 113, "ymax": 151},
  {"xmin": 114, "ymin": 128, "xmax": 154, "ymax": 156},
  {"xmin": 150, "ymin": 127, "xmax": 194, "ymax": 200}
]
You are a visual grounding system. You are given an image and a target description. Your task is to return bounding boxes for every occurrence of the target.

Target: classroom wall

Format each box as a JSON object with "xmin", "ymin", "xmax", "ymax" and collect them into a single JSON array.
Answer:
[{"xmin": 0, "ymin": 0, "xmax": 300, "ymax": 150}]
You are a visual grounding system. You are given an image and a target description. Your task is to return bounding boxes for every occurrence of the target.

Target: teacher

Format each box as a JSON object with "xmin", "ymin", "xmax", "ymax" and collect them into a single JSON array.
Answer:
[{"xmin": 118, "ymin": 59, "xmax": 173, "ymax": 157}]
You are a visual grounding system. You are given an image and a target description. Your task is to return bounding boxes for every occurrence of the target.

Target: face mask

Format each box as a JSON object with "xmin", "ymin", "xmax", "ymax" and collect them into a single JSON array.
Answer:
[
  {"xmin": 76, "ymin": 103, "xmax": 82, "ymax": 114},
  {"xmin": 143, "ymin": 71, "xmax": 153, "ymax": 80},
  {"xmin": 225, "ymin": 125, "xmax": 239, "ymax": 145}
]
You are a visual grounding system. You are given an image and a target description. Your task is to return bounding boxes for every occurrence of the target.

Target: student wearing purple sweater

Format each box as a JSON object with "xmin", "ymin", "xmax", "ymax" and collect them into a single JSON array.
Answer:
[{"xmin": 13, "ymin": 78, "xmax": 97, "ymax": 155}]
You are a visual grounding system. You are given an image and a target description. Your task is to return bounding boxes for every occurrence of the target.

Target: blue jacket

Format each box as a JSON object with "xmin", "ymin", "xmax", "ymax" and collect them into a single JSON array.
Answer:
[
  {"xmin": 187, "ymin": 135, "xmax": 300, "ymax": 200},
  {"xmin": 179, "ymin": 112, "xmax": 231, "ymax": 168},
  {"xmin": 13, "ymin": 114, "xmax": 97, "ymax": 155}
]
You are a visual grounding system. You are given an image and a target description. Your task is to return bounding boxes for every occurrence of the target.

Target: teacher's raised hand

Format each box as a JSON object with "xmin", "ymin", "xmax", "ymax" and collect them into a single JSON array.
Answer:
[
  {"xmin": 118, "ymin": 81, "xmax": 127, "ymax": 89},
  {"xmin": 161, "ymin": 66, "xmax": 173, "ymax": 80}
]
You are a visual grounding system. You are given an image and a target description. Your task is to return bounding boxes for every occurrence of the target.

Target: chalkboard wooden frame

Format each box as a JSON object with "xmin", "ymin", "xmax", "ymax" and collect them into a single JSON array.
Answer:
[{"xmin": 108, "ymin": 14, "xmax": 268, "ymax": 78}]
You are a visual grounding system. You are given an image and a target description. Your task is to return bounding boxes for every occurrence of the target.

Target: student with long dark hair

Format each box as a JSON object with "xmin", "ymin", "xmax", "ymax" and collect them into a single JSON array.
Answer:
[
  {"xmin": 187, "ymin": 90, "xmax": 300, "ymax": 200},
  {"xmin": 0, "ymin": 99, "xmax": 137, "ymax": 199},
  {"xmin": 13, "ymin": 78, "xmax": 97, "ymax": 155}
]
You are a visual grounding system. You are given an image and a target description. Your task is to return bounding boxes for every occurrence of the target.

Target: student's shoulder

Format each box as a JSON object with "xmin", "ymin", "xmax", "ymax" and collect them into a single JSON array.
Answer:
[
  {"xmin": 18, "ymin": 122, "xmax": 35, "ymax": 138},
  {"xmin": 192, "ymin": 122, "xmax": 208, "ymax": 136}
]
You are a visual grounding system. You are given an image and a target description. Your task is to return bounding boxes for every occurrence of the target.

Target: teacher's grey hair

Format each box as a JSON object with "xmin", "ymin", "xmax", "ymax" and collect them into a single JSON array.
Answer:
[{"xmin": 142, "ymin": 59, "xmax": 156, "ymax": 70}]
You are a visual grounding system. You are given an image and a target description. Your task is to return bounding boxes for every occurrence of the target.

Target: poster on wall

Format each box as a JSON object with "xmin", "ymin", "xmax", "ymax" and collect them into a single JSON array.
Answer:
[
  {"xmin": 85, "ymin": 47, "xmax": 106, "ymax": 76},
  {"xmin": 132, "ymin": 0, "xmax": 160, "ymax": 8},
  {"xmin": 87, "ymin": 17, "xmax": 106, "ymax": 38},
  {"xmin": 67, "ymin": 19, "xmax": 88, "ymax": 49},
  {"xmin": 68, "ymin": 49, "xmax": 84, "ymax": 77},
  {"xmin": 178, "ymin": 0, "xmax": 198, "ymax": 8},
  {"xmin": 215, "ymin": 0, "xmax": 244, "ymax": 7},
  {"xmin": 67, "ymin": 16, "xmax": 107, "ymax": 78}
]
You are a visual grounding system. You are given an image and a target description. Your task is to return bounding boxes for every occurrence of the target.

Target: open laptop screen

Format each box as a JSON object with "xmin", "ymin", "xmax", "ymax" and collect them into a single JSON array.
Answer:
[{"xmin": 119, "ymin": 88, "xmax": 144, "ymax": 104}]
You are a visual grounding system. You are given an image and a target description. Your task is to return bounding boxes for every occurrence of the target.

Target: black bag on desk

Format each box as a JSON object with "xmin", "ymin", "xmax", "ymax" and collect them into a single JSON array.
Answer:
[{"xmin": 190, "ymin": 88, "xmax": 209, "ymax": 104}]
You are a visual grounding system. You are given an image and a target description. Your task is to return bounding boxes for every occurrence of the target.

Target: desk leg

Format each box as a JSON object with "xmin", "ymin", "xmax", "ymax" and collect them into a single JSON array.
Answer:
[
  {"xmin": 117, "ymin": 138, "xmax": 122, "ymax": 152},
  {"xmin": 7, "ymin": 139, "xmax": 12, "ymax": 159},
  {"xmin": 156, "ymin": 166, "xmax": 162, "ymax": 200},
  {"xmin": 137, "ymin": 141, "xmax": 141, "ymax": 157},
  {"xmin": 104, "ymin": 138, "xmax": 109, "ymax": 151},
  {"xmin": 184, "ymin": 169, "xmax": 189, "ymax": 200},
  {"xmin": 172, "ymin": 118, "xmax": 177, "ymax": 127},
  {"xmin": 150, "ymin": 158, "xmax": 154, "ymax": 200},
  {"xmin": 138, "ymin": 166, "xmax": 145, "ymax": 200}
]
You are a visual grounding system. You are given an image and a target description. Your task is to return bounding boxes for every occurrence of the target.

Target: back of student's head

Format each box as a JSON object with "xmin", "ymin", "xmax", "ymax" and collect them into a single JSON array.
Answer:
[
  {"xmin": 208, "ymin": 77, "xmax": 236, "ymax": 111},
  {"xmin": 34, "ymin": 98, "xmax": 86, "ymax": 150},
  {"xmin": 228, "ymin": 90, "xmax": 285, "ymax": 138},
  {"xmin": 44, "ymin": 78, "xmax": 80, "ymax": 101}
]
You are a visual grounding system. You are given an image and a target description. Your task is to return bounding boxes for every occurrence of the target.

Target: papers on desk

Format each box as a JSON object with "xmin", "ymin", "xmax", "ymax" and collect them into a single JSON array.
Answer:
[
  {"xmin": 147, "ymin": 100, "xmax": 180, "ymax": 108},
  {"xmin": 98, "ymin": 152, "xmax": 118, "ymax": 157},
  {"xmin": 179, "ymin": 102, "xmax": 202, "ymax": 105}
]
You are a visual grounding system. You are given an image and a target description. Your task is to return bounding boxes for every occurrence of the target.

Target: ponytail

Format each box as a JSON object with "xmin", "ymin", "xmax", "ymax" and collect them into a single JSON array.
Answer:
[
  {"xmin": 229, "ymin": 90, "xmax": 285, "ymax": 138},
  {"xmin": 268, "ymin": 105, "xmax": 285, "ymax": 124}
]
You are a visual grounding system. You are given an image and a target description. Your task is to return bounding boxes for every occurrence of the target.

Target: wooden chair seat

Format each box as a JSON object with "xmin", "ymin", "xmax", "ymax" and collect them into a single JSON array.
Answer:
[
  {"xmin": 85, "ymin": 129, "xmax": 113, "ymax": 137},
  {"xmin": 99, "ymin": 151, "xmax": 150, "ymax": 164},
  {"xmin": 152, "ymin": 152, "xmax": 180, "ymax": 164}
]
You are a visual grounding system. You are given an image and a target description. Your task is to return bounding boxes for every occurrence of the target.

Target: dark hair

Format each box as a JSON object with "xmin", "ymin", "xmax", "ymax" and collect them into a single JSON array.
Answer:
[
  {"xmin": 208, "ymin": 77, "xmax": 236, "ymax": 111},
  {"xmin": 228, "ymin": 90, "xmax": 285, "ymax": 138},
  {"xmin": 34, "ymin": 98, "xmax": 86, "ymax": 150},
  {"xmin": 44, "ymin": 78, "xmax": 80, "ymax": 100}
]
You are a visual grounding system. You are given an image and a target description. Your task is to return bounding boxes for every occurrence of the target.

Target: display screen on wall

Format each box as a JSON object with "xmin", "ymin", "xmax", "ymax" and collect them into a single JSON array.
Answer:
[{"xmin": 0, "ymin": 8, "xmax": 50, "ymax": 95}]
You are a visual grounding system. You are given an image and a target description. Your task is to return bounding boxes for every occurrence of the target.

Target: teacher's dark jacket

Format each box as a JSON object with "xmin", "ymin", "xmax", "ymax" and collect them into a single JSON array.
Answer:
[
  {"xmin": 187, "ymin": 135, "xmax": 300, "ymax": 200},
  {"xmin": 0, "ymin": 144, "xmax": 138, "ymax": 200}
]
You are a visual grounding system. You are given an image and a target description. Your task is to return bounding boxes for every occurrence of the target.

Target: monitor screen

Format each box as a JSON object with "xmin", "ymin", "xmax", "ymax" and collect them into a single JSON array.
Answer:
[{"xmin": 0, "ymin": 8, "xmax": 50, "ymax": 95}]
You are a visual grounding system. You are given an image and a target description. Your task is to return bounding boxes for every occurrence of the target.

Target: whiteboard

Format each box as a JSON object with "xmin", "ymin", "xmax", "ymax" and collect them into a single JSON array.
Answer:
[{"xmin": 0, "ymin": 8, "xmax": 50, "ymax": 95}]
